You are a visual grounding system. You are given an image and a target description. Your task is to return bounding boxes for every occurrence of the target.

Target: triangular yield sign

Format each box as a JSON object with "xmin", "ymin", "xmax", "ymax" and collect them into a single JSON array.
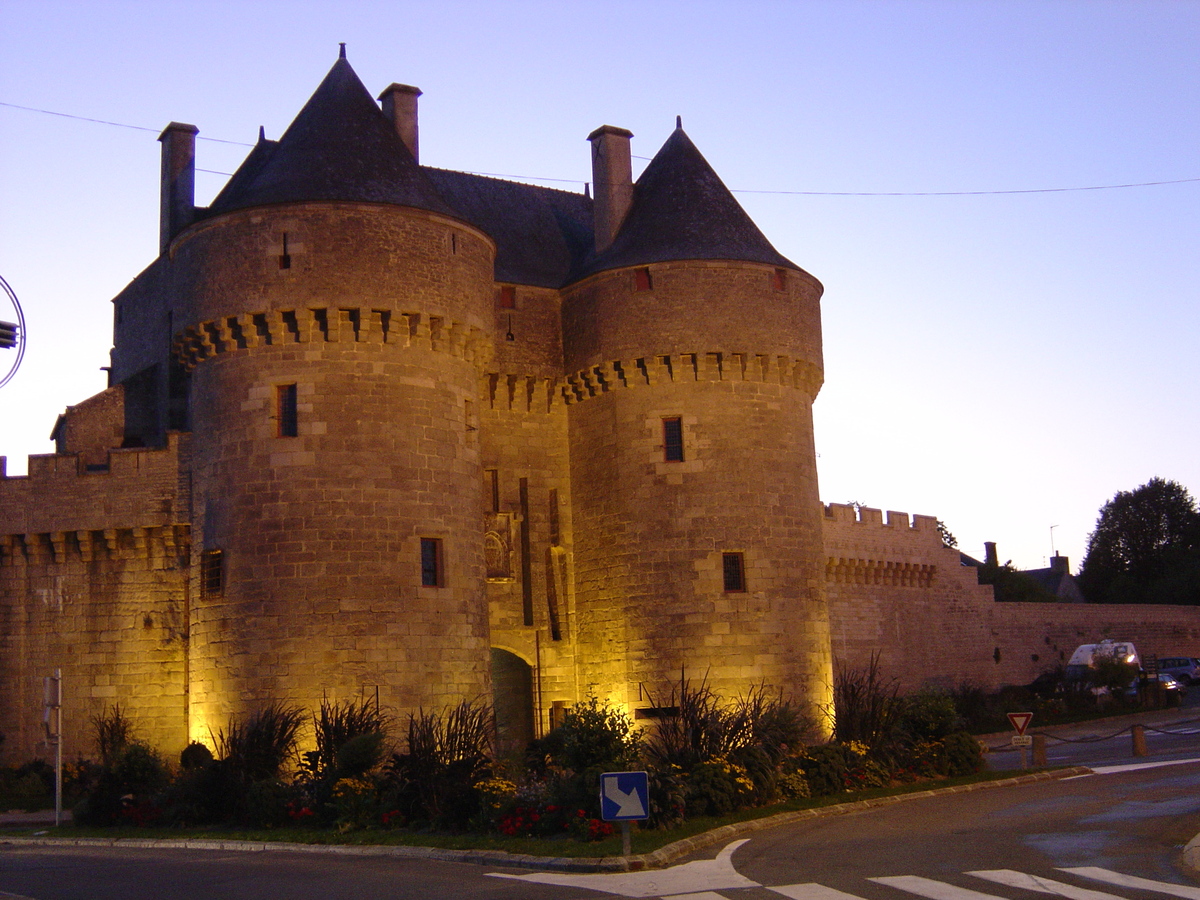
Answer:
[{"xmin": 1007, "ymin": 712, "xmax": 1033, "ymax": 735}]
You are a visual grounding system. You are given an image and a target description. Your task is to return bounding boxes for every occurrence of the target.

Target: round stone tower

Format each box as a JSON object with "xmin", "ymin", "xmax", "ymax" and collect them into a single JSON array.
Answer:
[
  {"xmin": 167, "ymin": 57, "xmax": 495, "ymax": 735},
  {"xmin": 562, "ymin": 125, "xmax": 833, "ymax": 722}
]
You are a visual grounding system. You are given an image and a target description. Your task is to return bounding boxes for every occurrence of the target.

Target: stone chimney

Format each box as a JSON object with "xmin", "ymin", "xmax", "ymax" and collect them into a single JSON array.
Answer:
[
  {"xmin": 158, "ymin": 122, "xmax": 198, "ymax": 255},
  {"xmin": 984, "ymin": 542, "xmax": 998, "ymax": 567},
  {"xmin": 1050, "ymin": 553, "xmax": 1070, "ymax": 575},
  {"xmin": 379, "ymin": 83, "xmax": 422, "ymax": 163},
  {"xmin": 588, "ymin": 125, "xmax": 634, "ymax": 252}
]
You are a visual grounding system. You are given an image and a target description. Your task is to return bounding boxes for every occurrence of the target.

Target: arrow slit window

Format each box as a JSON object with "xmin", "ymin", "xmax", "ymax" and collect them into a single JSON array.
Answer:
[
  {"xmin": 421, "ymin": 538, "xmax": 444, "ymax": 587},
  {"xmin": 276, "ymin": 384, "xmax": 298, "ymax": 437},
  {"xmin": 663, "ymin": 417, "xmax": 684, "ymax": 462},
  {"xmin": 723, "ymin": 552, "xmax": 746, "ymax": 593}
]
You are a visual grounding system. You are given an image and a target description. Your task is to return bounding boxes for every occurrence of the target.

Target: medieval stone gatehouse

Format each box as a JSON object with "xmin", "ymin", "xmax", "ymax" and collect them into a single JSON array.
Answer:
[{"xmin": 0, "ymin": 51, "xmax": 834, "ymax": 761}]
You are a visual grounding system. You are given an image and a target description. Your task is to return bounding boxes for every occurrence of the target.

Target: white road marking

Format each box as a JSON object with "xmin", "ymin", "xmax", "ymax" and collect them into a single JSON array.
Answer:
[
  {"xmin": 870, "ymin": 875, "xmax": 1009, "ymax": 900},
  {"xmin": 969, "ymin": 869, "xmax": 1126, "ymax": 900},
  {"xmin": 487, "ymin": 839, "xmax": 759, "ymax": 897},
  {"xmin": 1057, "ymin": 867, "xmax": 1200, "ymax": 900},
  {"xmin": 767, "ymin": 883, "xmax": 874, "ymax": 900},
  {"xmin": 1063, "ymin": 757, "xmax": 1200, "ymax": 778}
]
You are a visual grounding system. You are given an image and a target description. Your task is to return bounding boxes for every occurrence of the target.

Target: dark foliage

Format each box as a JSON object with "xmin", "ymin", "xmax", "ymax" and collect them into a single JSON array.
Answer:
[
  {"xmin": 212, "ymin": 702, "xmax": 306, "ymax": 783},
  {"xmin": 975, "ymin": 561, "xmax": 1060, "ymax": 602},
  {"xmin": 382, "ymin": 700, "xmax": 495, "ymax": 829},
  {"xmin": 1078, "ymin": 477, "xmax": 1200, "ymax": 604},
  {"xmin": 830, "ymin": 654, "xmax": 904, "ymax": 756}
]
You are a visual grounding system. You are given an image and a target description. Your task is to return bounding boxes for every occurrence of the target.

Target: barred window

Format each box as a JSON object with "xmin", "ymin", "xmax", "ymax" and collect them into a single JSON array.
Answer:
[{"xmin": 200, "ymin": 549, "xmax": 224, "ymax": 599}]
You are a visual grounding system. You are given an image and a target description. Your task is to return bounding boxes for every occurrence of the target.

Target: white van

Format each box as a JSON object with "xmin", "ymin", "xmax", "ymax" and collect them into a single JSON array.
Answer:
[{"xmin": 1064, "ymin": 640, "xmax": 1140, "ymax": 682}]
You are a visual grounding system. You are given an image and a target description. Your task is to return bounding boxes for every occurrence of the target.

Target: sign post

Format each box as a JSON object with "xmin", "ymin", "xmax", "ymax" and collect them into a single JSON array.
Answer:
[
  {"xmin": 1007, "ymin": 711, "xmax": 1033, "ymax": 769},
  {"xmin": 43, "ymin": 670, "xmax": 62, "ymax": 826},
  {"xmin": 599, "ymin": 771, "xmax": 649, "ymax": 857}
]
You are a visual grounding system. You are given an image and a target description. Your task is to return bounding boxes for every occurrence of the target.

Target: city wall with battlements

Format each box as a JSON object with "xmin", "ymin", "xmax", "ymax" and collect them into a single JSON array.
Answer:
[
  {"xmin": 823, "ymin": 502, "xmax": 1200, "ymax": 691},
  {"xmin": 0, "ymin": 436, "xmax": 190, "ymax": 763}
]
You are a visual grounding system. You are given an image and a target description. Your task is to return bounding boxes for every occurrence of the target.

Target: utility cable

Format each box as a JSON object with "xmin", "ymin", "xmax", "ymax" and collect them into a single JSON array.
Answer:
[{"xmin": 5, "ymin": 100, "xmax": 1199, "ymax": 196}]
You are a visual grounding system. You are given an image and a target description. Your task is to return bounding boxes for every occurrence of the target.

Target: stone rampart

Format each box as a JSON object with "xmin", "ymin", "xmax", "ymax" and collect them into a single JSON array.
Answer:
[
  {"xmin": 822, "ymin": 502, "xmax": 1200, "ymax": 691},
  {"xmin": 0, "ymin": 437, "xmax": 188, "ymax": 763}
]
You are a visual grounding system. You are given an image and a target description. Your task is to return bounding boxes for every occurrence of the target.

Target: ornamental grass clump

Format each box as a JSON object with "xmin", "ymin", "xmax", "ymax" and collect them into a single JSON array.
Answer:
[{"xmin": 382, "ymin": 699, "xmax": 495, "ymax": 829}]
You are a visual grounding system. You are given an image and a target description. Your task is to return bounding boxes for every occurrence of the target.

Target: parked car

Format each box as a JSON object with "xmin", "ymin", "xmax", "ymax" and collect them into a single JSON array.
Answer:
[
  {"xmin": 1125, "ymin": 672, "xmax": 1186, "ymax": 706},
  {"xmin": 1157, "ymin": 657, "xmax": 1200, "ymax": 685}
]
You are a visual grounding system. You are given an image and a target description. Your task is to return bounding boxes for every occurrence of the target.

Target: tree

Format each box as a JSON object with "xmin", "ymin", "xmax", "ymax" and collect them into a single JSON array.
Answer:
[
  {"xmin": 936, "ymin": 520, "xmax": 957, "ymax": 549},
  {"xmin": 1078, "ymin": 478, "xmax": 1200, "ymax": 605}
]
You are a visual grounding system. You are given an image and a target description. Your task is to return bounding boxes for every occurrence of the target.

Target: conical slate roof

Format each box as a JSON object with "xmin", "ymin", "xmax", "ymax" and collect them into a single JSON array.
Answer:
[
  {"xmin": 578, "ymin": 126, "xmax": 800, "ymax": 279},
  {"xmin": 207, "ymin": 56, "xmax": 456, "ymax": 217}
]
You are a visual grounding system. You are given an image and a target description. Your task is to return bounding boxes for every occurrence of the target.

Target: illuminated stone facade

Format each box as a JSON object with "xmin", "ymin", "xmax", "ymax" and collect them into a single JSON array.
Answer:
[{"xmin": 0, "ymin": 55, "xmax": 834, "ymax": 762}]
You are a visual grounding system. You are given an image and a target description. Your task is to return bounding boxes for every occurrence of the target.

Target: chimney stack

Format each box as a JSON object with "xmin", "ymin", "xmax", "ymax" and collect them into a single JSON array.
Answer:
[
  {"xmin": 1050, "ymin": 553, "xmax": 1069, "ymax": 575},
  {"xmin": 379, "ymin": 84, "xmax": 422, "ymax": 163},
  {"xmin": 588, "ymin": 125, "xmax": 634, "ymax": 253},
  {"xmin": 158, "ymin": 122, "xmax": 198, "ymax": 255},
  {"xmin": 984, "ymin": 542, "xmax": 998, "ymax": 567}
]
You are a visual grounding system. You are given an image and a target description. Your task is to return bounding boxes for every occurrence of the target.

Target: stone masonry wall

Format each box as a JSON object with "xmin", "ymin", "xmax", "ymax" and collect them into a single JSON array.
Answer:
[
  {"xmin": 823, "ymin": 502, "xmax": 1200, "ymax": 692},
  {"xmin": 0, "ymin": 437, "xmax": 188, "ymax": 764}
]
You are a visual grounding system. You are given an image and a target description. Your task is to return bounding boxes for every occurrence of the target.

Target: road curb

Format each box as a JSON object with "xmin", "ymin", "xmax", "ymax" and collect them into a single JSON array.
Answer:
[{"xmin": 0, "ymin": 767, "xmax": 1093, "ymax": 874}]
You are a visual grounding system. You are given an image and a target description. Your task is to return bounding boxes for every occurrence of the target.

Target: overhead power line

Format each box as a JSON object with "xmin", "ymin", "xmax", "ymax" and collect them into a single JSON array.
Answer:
[
  {"xmin": 5, "ymin": 99, "xmax": 1199, "ymax": 197},
  {"xmin": 0, "ymin": 101, "xmax": 254, "ymax": 146}
]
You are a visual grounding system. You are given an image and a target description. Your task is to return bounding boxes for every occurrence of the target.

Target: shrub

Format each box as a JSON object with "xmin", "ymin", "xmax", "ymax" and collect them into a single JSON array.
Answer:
[
  {"xmin": 212, "ymin": 702, "xmax": 305, "ymax": 783},
  {"xmin": 90, "ymin": 705, "xmax": 135, "ymax": 767},
  {"xmin": 550, "ymin": 697, "xmax": 641, "ymax": 774},
  {"xmin": 683, "ymin": 757, "xmax": 755, "ymax": 817},
  {"xmin": 777, "ymin": 757, "xmax": 811, "ymax": 800},
  {"xmin": 900, "ymin": 691, "xmax": 961, "ymax": 741},
  {"xmin": 383, "ymin": 699, "xmax": 495, "ymax": 828},
  {"xmin": 798, "ymin": 743, "xmax": 851, "ymax": 796},
  {"xmin": 74, "ymin": 741, "xmax": 170, "ymax": 827},
  {"xmin": 943, "ymin": 731, "xmax": 985, "ymax": 776},
  {"xmin": 831, "ymin": 655, "xmax": 904, "ymax": 757},
  {"xmin": 305, "ymin": 696, "xmax": 390, "ymax": 782}
]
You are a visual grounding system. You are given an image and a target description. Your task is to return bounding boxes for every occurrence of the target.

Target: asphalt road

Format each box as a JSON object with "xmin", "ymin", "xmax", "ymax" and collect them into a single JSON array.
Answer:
[{"xmin": 4, "ymin": 760, "xmax": 1199, "ymax": 900}]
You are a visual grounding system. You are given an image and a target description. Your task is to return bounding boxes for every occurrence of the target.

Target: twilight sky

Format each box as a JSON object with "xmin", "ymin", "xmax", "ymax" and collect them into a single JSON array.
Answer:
[{"xmin": 1, "ymin": 0, "xmax": 1197, "ymax": 573}]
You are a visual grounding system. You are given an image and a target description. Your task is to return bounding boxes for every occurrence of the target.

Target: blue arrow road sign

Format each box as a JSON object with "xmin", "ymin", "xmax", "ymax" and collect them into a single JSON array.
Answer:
[{"xmin": 599, "ymin": 770, "xmax": 649, "ymax": 821}]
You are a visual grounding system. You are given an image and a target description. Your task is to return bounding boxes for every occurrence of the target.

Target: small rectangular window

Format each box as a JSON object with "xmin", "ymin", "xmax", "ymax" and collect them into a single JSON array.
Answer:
[
  {"xmin": 663, "ymin": 417, "xmax": 684, "ymax": 462},
  {"xmin": 772, "ymin": 268, "xmax": 787, "ymax": 292},
  {"xmin": 723, "ymin": 552, "xmax": 746, "ymax": 592},
  {"xmin": 277, "ymin": 384, "xmax": 298, "ymax": 437},
  {"xmin": 634, "ymin": 267, "xmax": 653, "ymax": 291},
  {"xmin": 200, "ymin": 549, "xmax": 224, "ymax": 600},
  {"xmin": 420, "ymin": 538, "xmax": 444, "ymax": 587},
  {"xmin": 498, "ymin": 285, "xmax": 516, "ymax": 309}
]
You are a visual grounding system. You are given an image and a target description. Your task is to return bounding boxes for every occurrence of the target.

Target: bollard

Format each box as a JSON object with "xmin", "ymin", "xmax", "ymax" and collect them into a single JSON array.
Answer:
[
  {"xmin": 1131, "ymin": 724, "xmax": 1148, "ymax": 757},
  {"xmin": 1032, "ymin": 733, "xmax": 1047, "ymax": 767}
]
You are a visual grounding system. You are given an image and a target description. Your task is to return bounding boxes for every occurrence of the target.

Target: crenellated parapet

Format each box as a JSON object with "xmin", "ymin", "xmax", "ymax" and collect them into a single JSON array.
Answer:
[
  {"xmin": 173, "ymin": 307, "xmax": 492, "ymax": 371},
  {"xmin": 822, "ymin": 503, "xmax": 949, "ymax": 588},
  {"xmin": 559, "ymin": 350, "xmax": 823, "ymax": 405},
  {"xmin": 0, "ymin": 433, "xmax": 185, "ymax": 537}
]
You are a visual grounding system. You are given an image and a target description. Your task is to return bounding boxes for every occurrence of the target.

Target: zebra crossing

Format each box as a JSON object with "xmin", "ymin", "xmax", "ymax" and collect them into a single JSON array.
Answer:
[
  {"xmin": 764, "ymin": 870, "xmax": 1200, "ymax": 900},
  {"xmin": 490, "ymin": 841, "xmax": 1200, "ymax": 900}
]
